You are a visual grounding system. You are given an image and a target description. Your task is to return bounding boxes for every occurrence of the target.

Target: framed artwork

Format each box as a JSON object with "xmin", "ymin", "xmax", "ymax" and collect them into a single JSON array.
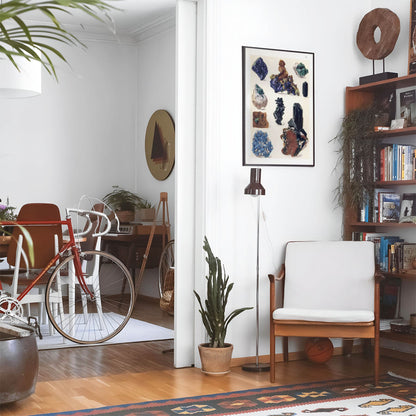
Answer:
[
  {"xmin": 409, "ymin": 0, "xmax": 416, "ymax": 74},
  {"xmin": 145, "ymin": 110, "xmax": 175, "ymax": 181},
  {"xmin": 242, "ymin": 46, "xmax": 315, "ymax": 167}
]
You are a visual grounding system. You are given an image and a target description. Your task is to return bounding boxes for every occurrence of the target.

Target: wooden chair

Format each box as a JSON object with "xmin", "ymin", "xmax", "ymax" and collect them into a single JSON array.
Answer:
[
  {"xmin": 269, "ymin": 241, "xmax": 381, "ymax": 385},
  {"xmin": 0, "ymin": 203, "xmax": 63, "ymax": 324}
]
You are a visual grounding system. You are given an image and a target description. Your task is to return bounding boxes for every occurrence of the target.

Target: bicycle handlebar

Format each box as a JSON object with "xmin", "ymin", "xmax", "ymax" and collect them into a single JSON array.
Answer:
[{"xmin": 66, "ymin": 208, "xmax": 112, "ymax": 238}]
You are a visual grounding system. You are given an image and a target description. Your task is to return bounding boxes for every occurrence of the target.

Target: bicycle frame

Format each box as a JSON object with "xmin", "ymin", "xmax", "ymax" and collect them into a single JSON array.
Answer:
[{"xmin": 0, "ymin": 216, "xmax": 94, "ymax": 303}]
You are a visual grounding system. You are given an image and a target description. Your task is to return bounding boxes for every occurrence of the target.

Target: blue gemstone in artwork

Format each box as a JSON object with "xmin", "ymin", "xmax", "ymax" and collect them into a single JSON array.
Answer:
[
  {"xmin": 302, "ymin": 81, "xmax": 308, "ymax": 97},
  {"xmin": 293, "ymin": 103, "xmax": 303, "ymax": 130},
  {"xmin": 251, "ymin": 57, "xmax": 268, "ymax": 80},
  {"xmin": 294, "ymin": 62, "xmax": 309, "ymax": 77},
  {"xmin": 252, "ymin": 130, "xmax": 273, "ymax": 158},
  {"xmin": 273, "ymin": 97, "xmax": 285, "ymax": 125}
]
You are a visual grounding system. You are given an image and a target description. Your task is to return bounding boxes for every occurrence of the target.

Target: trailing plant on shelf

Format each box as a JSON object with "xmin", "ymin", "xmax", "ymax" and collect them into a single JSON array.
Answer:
[
  {"xmin": 0, "ymin": 0, "xmax": 116, "ymax": 79},
  {"xmin": 333, "ymin": 106, "xmax": 378, "ymax": 210},
  {"xmin": 194, "ymin": 237, "xmax": 252, "ymax": 349}
]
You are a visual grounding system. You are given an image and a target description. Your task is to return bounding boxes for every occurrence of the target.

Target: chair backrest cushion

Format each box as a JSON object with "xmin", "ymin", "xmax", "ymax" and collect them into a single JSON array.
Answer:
[
  {"xmin": 283, "ymin": 241, "xmax": 375, "ymax": 311},
  {"xmin": 7, "ymin": 203, "xmax": 63, "ymax": 269}
]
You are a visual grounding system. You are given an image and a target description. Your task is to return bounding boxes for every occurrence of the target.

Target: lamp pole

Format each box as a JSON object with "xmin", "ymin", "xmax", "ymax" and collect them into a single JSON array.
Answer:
[{"xmin": 242, "ymin": 168, "xmax": 270, "ymax": 372}]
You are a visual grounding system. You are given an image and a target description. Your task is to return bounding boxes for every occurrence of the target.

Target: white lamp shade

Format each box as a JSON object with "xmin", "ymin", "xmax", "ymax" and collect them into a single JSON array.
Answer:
[{"xmin": 0, "ymin": 57, "xmax": 41, "ymax": 98}]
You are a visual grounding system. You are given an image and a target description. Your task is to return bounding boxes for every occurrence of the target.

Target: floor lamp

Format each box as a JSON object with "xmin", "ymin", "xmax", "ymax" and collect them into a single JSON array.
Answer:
[{"xmin": 242, "ymin": 168, "xmax": 270, "ymax": 372}]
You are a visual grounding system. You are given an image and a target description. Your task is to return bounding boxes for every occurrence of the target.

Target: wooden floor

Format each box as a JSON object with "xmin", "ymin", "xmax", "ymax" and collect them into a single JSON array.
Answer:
[{"xmin": 1, "ymin": 300, "xmax": 415, "ymax": 416}]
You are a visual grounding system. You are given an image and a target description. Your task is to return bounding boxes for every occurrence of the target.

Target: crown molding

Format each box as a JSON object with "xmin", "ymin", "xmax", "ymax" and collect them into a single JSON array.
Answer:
[
  {"xmin": 128, "ymin": 11, "xmax": 176, "ymax": 43},
  {"xmin": 22, "ymin": 10, "xmax": 176, "ymax": 46}
]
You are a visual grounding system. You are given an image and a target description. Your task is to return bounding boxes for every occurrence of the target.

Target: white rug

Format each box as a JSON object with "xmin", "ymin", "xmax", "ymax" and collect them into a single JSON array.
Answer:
[{"xmin": 36, "ymin": 314, "xmax": 174, "ymax": 350}]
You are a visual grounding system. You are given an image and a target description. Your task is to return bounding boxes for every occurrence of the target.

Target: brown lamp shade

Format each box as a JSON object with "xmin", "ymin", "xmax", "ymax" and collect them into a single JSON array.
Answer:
[{"xmin": 244, "ymin": 168, "xmax": 265, "ymax": 196}]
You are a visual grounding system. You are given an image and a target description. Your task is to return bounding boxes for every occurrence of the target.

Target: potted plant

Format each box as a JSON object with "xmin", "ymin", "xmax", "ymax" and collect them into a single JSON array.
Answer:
[
  {"xmin": 0, "ymin": 198, "xmax": 16, "ymax": 256},
  {"xmin": 194, "ymin": 237, "xmax": 252, "ymax": 375},
  {"xmin": 136, "ymin": 199, "xmax": 155, "ymax": 222},
  {"xmin": 103, "ymin": 186, "xmax": 145, "ymax": 223}
]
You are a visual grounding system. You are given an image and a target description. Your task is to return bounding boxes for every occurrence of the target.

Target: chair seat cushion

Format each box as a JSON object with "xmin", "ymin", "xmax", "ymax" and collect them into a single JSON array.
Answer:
[{"xmin": 273, "ymin": 307, "xmax": 374, "ymax": 323}]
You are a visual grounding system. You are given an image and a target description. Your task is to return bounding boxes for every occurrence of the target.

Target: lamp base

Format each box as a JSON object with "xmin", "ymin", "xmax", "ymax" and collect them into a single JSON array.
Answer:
[{"xmin": 242, "ymin": 362, "xmax": 270, "ymax": 372}]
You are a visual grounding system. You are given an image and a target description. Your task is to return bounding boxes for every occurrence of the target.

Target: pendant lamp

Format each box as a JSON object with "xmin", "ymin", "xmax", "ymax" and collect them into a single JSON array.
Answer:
[
  {"xmin": 0, "ymin": 56, "xmax": 41, "ymax": 98},
  {"xmin": 242, "ymin": 168, "xmax": 270, "ymax": 372}
]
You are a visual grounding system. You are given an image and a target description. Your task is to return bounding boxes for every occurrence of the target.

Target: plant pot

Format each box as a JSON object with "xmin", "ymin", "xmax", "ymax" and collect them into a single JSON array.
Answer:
[
  {"xmin": 0, "ymin": 323, "xmax": 39, "ymax": 404},
  {"xmin": 136, "ymin": 208, "xmax": 155, "ymax": 222},
  {"xmin": 116, "ymin": 210, "xmax": 135, "ymax": 224},
  {"xmin": 0, "ymin": 235, "xmax": 11, "ymax": 257},
  {"xmin": 198, "ymin": 343, "xmax": 233, "ymax": 376}
]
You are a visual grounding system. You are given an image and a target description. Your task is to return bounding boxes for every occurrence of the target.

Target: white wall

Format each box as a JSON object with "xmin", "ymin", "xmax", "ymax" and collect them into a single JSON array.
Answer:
[
  {"xmin": 0, "ymin": 40, "xmax": 138, "ymax": 213},
  {"xmin": 134, "ymin": 27, "xmax": 176, "ymax": 298},
  {"xmin": 195, "ymin": 0, "xmax": 411, "ymax": 361}
]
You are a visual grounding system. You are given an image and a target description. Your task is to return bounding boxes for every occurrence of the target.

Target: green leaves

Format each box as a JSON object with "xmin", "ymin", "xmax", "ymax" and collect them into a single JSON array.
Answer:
[
  {"xmin": 0, "ymin": 0, "xmax": 117, "ymax": 79},
  {"xmin": 194, "ymin": 237, "xmax": 252, "ymax": 348}
]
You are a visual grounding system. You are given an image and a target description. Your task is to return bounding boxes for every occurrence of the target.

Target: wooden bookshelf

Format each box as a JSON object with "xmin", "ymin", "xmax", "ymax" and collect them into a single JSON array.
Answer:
[{"xmin": 344, "ymin": 74, "xmax": 416, "ymax": 348}]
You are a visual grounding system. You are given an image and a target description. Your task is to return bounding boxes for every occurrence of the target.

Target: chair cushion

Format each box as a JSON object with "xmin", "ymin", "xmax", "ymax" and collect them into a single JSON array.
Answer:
[
  {"xmin": 273, "ymin": 307, "xmax": 374, "ymax": 323},
  {"xmin": 283, "ymin": 241, "xmax": 375, "ymax": 311}
]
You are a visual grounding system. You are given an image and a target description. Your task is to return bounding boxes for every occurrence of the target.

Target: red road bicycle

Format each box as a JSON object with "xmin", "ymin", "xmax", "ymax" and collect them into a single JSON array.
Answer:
[{"xmin": 0, "ymin": 208, "xmax": 135, "ymax": 344}]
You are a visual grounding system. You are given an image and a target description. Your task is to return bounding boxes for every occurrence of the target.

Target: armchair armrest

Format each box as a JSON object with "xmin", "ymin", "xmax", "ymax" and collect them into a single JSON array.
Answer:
[{"xmin": 269, "ymin": 264, "xmax": 285, "ymax": 314}]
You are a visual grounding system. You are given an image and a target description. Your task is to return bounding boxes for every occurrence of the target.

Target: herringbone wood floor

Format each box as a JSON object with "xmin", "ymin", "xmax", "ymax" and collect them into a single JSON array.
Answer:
[{"xmin": 1, "ymin": 299, "xmax": 415, "ymax": 416}]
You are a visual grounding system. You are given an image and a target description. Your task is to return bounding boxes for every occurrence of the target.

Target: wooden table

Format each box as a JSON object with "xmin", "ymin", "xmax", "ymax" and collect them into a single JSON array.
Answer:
[{"xmin": 102, "ymin": 223, "xmax": 170, "ymax": 283}]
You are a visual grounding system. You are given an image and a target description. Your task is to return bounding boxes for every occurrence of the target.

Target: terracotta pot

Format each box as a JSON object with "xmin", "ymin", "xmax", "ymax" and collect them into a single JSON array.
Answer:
[
  {"xmin": 136, "ymin": 208, "xmax": 155, "ymax": 222},
  {"xmin": 198, "ymin": 343, "xmax": 233, "ymax": 376},
  {"xmin": 116, "ymin": 210, "xmax": 135, "ymax": 224}
]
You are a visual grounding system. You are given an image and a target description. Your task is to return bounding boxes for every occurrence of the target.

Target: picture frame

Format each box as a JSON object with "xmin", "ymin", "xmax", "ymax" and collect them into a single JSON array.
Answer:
[
  {"xmin": 242, "ymin": 46, "xmax": 315, "ymax": 167},
  {"xmin": 395, "ymin": 86, "xmax": 416, "ymax": 127},
  {"xmin": 409, "ymin": 0, "xmax": 416, "ymax": 74}
]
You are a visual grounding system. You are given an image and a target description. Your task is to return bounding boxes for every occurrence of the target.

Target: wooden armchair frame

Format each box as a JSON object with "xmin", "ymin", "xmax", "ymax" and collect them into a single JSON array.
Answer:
[{"xmin": 269, "ymin": 242, "xmax": 382, "ymax": 386}]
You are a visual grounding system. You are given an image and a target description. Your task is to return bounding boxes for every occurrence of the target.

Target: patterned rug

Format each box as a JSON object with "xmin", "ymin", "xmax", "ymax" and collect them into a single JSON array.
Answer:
[{"xmin": 31, "ymin": 374, "xmax": 415, "ymax": 416}]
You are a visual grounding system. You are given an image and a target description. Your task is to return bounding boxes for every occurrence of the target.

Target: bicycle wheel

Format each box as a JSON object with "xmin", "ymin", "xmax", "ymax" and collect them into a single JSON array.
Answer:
[
  {"xmin": 158, "ymin": 240, "xmax": 174, "ymax": 297},
  {"xmin": 45, "ymin": 250, "xmax": 135, "ymax": 344}
]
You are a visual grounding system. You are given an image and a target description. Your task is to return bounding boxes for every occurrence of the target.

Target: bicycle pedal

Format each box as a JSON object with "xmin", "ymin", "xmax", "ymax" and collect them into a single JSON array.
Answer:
[{"xmin": 28, "ymin": 316, "xmax": 43, "ymax": 340}]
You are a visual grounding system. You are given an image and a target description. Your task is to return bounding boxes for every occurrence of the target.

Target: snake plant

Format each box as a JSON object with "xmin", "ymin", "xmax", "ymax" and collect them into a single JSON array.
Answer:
[
  {"xmin": 0, "ymin": 0, "xmax": 116, "ymax": 79},
  {"xmin": 194, "ymin": 237, "xmax": 252, "ymax": 348}
]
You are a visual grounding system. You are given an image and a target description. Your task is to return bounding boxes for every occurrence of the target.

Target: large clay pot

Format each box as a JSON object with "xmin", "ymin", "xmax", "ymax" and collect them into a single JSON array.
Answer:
[
  {"xmin": 198, "ymin": 343, "xmax": 233, "ymax": 376},
  {"xmin": 0, "ymin": 324, "xmax": 39, "ymax": 404}
]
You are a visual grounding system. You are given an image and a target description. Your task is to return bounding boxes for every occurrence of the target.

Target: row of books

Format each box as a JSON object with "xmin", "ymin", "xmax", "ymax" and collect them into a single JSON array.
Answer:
[
  {"xmin": 352, "ymin": 233, "xmax": 416, "ymax": 273},
  {"xmin": 379, "ymin": 144, "xmax": 416, "ymax": 181},
  {"xmin": 360, "ymin": 191, "xmax": 416, "ymax": 224}
]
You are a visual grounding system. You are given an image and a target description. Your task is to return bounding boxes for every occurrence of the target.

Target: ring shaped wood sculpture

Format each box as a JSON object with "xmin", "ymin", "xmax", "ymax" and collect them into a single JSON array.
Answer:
[{"xmin": 356, "ymin": 8, "xmax": 400, "ymax": 60}]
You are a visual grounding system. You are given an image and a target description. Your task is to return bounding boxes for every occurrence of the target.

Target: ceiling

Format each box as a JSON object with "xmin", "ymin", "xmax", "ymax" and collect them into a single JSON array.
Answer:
[
  {"xmin": 25, "ymin": 0, "xmax": 176, "ymax": 39},
  {"xmin": 100, "ymin": 0, "xmax": 176, "ymax": 35}
]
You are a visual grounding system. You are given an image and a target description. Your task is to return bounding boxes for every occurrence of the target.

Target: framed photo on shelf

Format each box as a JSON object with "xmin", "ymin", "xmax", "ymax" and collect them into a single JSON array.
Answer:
[
  {"xmin": 242, "ymin": 46, "xmax": 314, "ymax": 166},
  {"xmin": 399, "ymin": 193, "xmax": 416, "ymax": 223},
  {"xmin": 396, "ymin": 86, "xmax": 416, "ymax": 127},
  {"xmin": 409, "ymin": 0, "xmax": 416, "ymax": 74}
]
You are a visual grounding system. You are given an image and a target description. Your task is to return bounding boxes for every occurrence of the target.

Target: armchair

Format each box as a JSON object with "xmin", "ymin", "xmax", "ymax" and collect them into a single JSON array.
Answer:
[{"xmin": 269, "ymin": 241, "xmax": 381, "ymax": 385}]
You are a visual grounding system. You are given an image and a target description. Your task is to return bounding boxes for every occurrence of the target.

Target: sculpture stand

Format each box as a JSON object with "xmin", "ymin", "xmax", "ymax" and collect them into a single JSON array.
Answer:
[{"xmin": 359, "ymin": 59, "xmax": 397, "ymax": 85}]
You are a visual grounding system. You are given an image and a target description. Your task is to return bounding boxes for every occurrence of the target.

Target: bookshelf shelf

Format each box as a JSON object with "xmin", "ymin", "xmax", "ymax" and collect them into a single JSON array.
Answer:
[
  {"xmin": 375, "ymin": 180, "xmax": 416, "ymax": 186},
  {"xmin": 383, "ymin": 271, "xmax": 416, "ymax": 281},
  {"xmin": 350, "ymin": 222, "xmax": 416, "ymax": 228},
  {"xmin": 374, "ymin": 127, "xmax": 416, "ymax": 138},
  {"xmin": 380, "ymin": 330, "xmax": 416, "ymax": 344},
  {"xmin": 344, "ymin": 75, "xmax": 416, "ymax": 351}
]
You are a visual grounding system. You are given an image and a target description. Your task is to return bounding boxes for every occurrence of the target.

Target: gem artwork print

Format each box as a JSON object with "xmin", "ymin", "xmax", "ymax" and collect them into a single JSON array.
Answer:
[{"xmin": 243, "ymin": 46, "xmax": 315, "ymax": 166}]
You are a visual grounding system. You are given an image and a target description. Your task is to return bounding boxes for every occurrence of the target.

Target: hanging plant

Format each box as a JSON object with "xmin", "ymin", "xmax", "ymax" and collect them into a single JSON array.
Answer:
[{"xmin": 333, "ymin": 106, "xmax": 378, "ymax": 210}]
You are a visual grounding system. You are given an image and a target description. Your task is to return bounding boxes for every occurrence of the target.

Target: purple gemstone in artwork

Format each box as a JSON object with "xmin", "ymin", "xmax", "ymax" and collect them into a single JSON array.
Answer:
[{"xmin": 251, "ymin": 57, "xmax": 268, "ymax": 80}]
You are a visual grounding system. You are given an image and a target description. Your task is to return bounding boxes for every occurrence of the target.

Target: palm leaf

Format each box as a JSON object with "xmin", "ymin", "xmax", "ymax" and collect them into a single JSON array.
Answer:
[{"xmin": 0, "ymin": 0, "xmax": 117, "ymax": 79}]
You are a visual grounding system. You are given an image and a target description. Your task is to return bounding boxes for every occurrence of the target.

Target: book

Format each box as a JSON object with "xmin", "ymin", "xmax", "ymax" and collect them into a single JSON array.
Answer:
[
  {"xmin": 379, "ymin": 193, "xmax": 400, "ymax": 223},
  {"xmin": 399, "ymin": 89, "xmax": 416, "ymax": 127},
  {"xmin": 399, "ymin": 193, "xmax": 416, "ymax": 223},
  {"xmin": 402, "ymin": 243, "xmax": 416, "ymax": 270}
]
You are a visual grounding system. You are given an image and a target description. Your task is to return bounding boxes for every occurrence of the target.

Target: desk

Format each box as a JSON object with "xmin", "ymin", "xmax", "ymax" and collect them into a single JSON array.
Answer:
[{"xmin": 102, "ymin": 224, "xmax": 169, "ymax": 280}]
